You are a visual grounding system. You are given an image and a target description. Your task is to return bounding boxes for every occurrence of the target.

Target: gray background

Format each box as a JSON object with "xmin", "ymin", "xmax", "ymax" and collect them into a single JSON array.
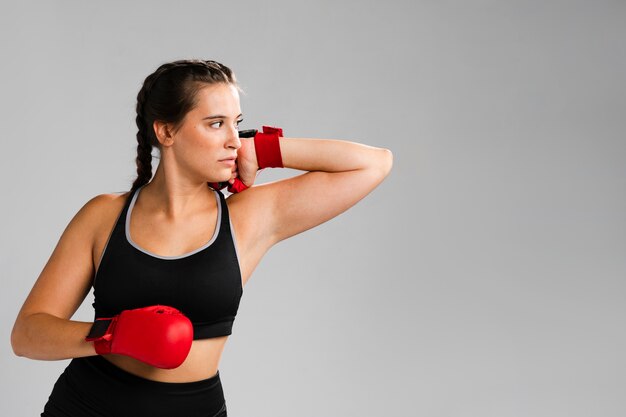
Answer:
[{"xmin": 1, "ymin": 1, "xmax": 625, "ymax": 416}]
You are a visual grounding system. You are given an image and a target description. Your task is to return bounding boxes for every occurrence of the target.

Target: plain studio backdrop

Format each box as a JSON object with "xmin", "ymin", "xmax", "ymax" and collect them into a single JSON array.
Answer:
[{"xmin": 1, "ymin": 1, "xmax": 624, "ymax": 416}]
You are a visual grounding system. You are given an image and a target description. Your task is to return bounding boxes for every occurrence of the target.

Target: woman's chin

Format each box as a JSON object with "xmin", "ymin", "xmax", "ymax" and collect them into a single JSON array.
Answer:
[{"xmin": 207, "ymin": 177, "xmax": 232, "ymax": 185}]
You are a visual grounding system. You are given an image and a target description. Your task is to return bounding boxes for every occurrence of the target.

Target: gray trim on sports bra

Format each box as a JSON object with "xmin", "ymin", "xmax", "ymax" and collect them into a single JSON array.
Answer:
[
  {"xmin": 228, "ymin": 217, "xmax": 241, "ymax": 267},
  {"xmin": 125, "ymin": 184, "xmax": 222, "ymax": 260}
]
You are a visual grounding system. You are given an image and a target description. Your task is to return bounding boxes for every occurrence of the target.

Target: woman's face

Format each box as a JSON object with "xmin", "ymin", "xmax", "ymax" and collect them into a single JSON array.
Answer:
[{"xmin": 168, "ymin": 82, "xmax": 243, "ymax": 183}]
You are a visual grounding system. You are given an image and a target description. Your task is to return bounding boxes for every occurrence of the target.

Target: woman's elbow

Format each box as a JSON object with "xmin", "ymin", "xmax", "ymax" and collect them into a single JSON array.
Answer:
[
  {"xmin": 360, "ymin": 148, "xmax": 393, "ymax": 190},
  {"xmin": 383, "ymin": 148, "xmax": 394, "ymax": 172},
  {"xmin": 373, "ymin": 148, "xmax": 393, "ymax": 177},
  {"xmin": 11, "ymin": 314, "xmax": 35, "ymax": 358},
  {"xmin": 11, "ymin": 320, "xmax": 26, "ymax": 357}
]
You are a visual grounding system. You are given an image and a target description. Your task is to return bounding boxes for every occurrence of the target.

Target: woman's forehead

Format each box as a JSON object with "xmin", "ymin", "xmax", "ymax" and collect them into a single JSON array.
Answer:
[{"xmin": 193, "ymin": 84, "xmax": 240, "ymax": 114}]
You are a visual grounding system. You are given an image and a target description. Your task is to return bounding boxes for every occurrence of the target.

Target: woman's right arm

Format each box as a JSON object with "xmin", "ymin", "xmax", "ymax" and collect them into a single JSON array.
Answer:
[{"xmin": 10, "ymin": 194, "xmax": 114, "ymax": 361}]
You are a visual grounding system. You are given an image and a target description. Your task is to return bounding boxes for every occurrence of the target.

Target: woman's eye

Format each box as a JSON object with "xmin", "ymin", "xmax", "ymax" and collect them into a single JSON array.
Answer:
[{"xmin": 209, "ymin": 119, "xmax": 243, "ymax": 129}]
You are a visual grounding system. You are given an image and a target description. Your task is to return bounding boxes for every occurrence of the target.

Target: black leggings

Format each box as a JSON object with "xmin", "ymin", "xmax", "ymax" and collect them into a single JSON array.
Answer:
[{"xmin": 41, "ymin": 355, "xmax": 227, "ymax": 417}]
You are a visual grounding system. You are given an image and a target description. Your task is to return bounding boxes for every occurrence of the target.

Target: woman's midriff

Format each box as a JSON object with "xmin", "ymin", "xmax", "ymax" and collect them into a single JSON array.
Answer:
[{"xmin": 101, "ymin": 336, "xmax": 229, "ymax": 382}]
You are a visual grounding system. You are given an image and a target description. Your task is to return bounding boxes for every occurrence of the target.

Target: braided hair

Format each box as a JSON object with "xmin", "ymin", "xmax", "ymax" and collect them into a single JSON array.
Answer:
[{"xmin": 131, "ymin": 59, "xmax": 241, "ymax": 193}]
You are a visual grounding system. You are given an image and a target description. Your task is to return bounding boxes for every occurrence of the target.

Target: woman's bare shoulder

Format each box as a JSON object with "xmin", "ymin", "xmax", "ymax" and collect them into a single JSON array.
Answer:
[
  {"xmin": 71, "ymin": 191, "xmax": 131, "ymax": 239},
  {"xmin": 93, "ymin": 190, "xmax": 130, "ymax": 205},
  {"xmin": 83, "ymin": 190, "xmax": 130, "ymax": 216},
  {"xmin": 86, "ymin": 190, "xmax": 130, "ymax": 227}
]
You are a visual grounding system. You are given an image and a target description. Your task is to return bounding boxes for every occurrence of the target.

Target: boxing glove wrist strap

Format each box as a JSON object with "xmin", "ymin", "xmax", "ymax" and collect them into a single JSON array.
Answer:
[
  {"xmin": 254, "ymin": 125, "xmax": 284, "ymax": 168},
  {"xmin": 85, "ymin": 317, "xmax": 117, "ymax": 355},
  {"xmin": 86, "ymin": 318, "xmax": 113, "ymax": 339}
]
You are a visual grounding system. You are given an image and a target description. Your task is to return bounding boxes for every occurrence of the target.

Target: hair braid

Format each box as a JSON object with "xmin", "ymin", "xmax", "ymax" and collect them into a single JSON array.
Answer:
[
  {"xmin": 130, "ymin": 70, "xmax": 160, "ymax": 193},
  {"xmin": 130, "ymin": 115, "xmax": 153, "ymax": 193}
]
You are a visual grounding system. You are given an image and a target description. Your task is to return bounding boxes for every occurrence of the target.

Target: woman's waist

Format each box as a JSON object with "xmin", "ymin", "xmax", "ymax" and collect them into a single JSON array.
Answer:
[{"xmin": 100, "ymin": 335, "xmax": 228, "ymax": 383}]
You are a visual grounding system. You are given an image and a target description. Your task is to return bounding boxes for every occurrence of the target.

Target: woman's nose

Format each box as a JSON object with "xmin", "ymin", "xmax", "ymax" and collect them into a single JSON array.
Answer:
[{"xmin": 226, "ymin": 127, "xmax": 241, "ymax": 149}]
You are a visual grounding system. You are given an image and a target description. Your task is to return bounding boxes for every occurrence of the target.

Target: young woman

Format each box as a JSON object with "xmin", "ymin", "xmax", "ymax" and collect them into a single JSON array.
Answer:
[{"xmin": 11, "ymin": 59, "xmax": 393, "ymax": 417}]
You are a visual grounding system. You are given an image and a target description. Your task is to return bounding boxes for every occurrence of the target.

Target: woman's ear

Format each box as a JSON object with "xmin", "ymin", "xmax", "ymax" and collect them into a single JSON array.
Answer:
[{"xmin": 153, "ymin": 120, "xmax": 175, "ymax": 147}]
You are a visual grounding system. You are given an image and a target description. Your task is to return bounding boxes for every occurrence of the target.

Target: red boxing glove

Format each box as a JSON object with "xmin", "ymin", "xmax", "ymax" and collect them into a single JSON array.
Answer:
[
  {"xmin": 209, "ymin": 126, "xmax": 284, "ymax": 193},
  {"xmin": 85, "ymin": 305, "xmax": 193, "ymax": 369}
]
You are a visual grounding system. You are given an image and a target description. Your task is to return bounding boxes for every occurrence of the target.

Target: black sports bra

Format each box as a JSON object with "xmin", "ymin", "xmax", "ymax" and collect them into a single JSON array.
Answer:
[{"xmin": 91, "ymin": 184, "xmax": 243, "ymax": 339}]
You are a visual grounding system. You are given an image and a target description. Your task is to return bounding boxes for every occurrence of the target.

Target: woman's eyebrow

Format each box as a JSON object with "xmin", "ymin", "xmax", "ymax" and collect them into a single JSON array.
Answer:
[{"xmin": 202, "ymin": 113, "xmax": 243, "ymax": 120}]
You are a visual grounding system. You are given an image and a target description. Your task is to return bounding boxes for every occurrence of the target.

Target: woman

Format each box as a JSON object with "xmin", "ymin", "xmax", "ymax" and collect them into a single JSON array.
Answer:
[{"xmin": 11, "ymin": 59, "xmax": 393, "ymax": 417}]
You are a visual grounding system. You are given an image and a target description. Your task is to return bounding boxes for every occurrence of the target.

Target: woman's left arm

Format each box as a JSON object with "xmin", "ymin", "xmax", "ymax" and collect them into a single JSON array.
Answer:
[{"xmin": 242, "ymin": 136, "xmax": 393, "ymax": 245}]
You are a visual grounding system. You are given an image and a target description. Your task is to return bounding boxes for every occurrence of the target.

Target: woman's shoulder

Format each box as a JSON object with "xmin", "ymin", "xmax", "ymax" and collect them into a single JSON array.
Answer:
[
  {"xmin": 83, "ymin": 190, "xmax": 130, "ymax": 214},
  {"xmin": 73, "ymin": 190, "xmax": 131, "ymax": 233}
]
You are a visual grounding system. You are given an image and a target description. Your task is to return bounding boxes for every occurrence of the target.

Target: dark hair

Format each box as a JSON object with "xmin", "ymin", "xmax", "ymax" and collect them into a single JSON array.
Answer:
[{"xmin": 131, "ymin": 59, "xmax": 241, "ymax": 193}]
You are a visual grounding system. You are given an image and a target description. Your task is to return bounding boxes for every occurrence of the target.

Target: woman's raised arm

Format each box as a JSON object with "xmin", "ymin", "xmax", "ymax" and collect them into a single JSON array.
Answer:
[{"xmin": 239, "ymin": 136, "xmax": 393, "ymax": 245}]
